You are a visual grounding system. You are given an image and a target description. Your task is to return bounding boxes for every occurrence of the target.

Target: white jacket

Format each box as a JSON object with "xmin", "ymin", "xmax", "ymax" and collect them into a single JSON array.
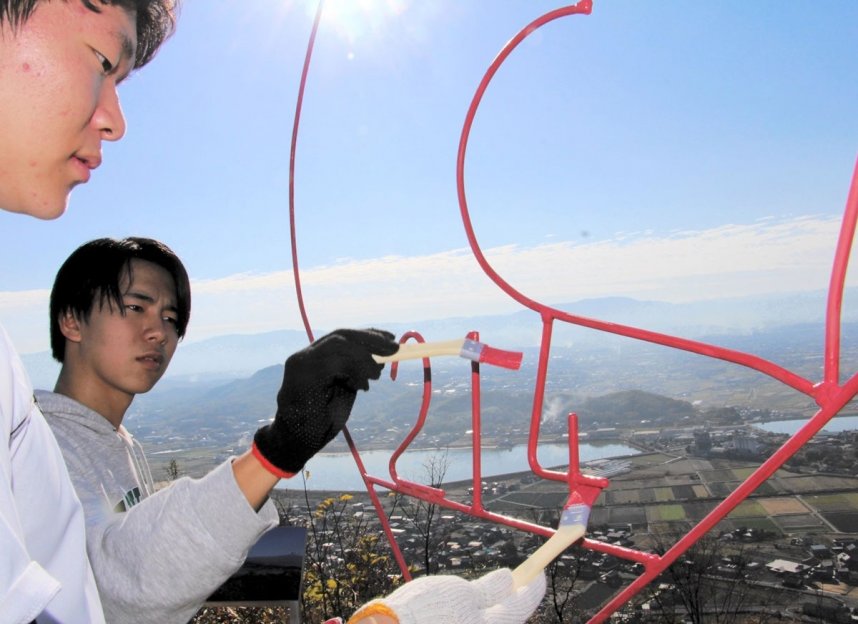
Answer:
[{"xmin": 0, "ymin": 324, "xmax": 104, "ymax": 624}]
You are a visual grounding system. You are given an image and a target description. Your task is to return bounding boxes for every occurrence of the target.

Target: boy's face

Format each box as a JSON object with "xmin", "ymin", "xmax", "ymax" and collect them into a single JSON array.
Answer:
[
  {"xmin": 0, "ymin": 1, "xmax": 137, "ymax": 219},
  {"xmin": 62, "ymin": 259, "xmax": 179, "ymax": 410}
]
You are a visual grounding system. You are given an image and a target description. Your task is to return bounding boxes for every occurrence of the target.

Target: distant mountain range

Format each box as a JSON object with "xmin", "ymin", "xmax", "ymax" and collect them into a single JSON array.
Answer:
[
  {"xmin": 21, "ymin": 290, "xmax": 857, "ymax": 392},
  {"xmin": 18, "ymin": 291, "xmax": 854, "ymax": 473}
]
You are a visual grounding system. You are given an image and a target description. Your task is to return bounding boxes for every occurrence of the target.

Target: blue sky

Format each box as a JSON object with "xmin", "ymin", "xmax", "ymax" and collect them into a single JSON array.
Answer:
[{"xmin": 2, "ymin": 0, "xmax": 858, "ymax": 353}]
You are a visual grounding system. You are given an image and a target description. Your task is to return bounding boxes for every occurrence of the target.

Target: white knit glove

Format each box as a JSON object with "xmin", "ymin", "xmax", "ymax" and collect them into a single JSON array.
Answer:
[{"xmin": 350, "ymin": 568, "xmax": 546, "ymax": 624}]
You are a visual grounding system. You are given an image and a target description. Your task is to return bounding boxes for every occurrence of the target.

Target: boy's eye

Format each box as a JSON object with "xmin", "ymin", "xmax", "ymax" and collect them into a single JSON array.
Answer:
[
  {"xmin": 94, "ymin": 49, "xmax": 115, "ymax": 74},
  {"xmin": 164, "ymin": 316, "xmax": 178, "ymax": 326},
  {"xmin": 125, "ymin": 304, "xmax": 142, "ymax": 312}
]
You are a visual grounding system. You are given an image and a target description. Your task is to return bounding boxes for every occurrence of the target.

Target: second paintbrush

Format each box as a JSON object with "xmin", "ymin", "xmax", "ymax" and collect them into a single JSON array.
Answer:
[{"xmin": 372, "ymin": 337, "xmax": 523, "ymax": 370}]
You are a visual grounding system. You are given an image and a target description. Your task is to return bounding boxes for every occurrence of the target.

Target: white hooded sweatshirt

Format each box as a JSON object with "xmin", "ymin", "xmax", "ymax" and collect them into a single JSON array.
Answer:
[{"xmin": 0, "ymin": 327, "xmax": 104, "ymax": 624}]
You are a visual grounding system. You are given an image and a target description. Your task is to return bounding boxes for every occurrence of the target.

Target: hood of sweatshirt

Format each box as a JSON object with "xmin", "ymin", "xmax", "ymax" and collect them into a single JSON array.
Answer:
[
  {"xmin": 35, "ymin": 389, "xmax": 119, "ymax": 437},
  {"xmin": 35, "ymin": 389, "xmax": 155, "ymax": 497}
]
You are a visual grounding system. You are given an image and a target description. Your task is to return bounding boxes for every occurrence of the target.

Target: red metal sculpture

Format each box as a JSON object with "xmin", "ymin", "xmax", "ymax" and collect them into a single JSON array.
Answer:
[{"xmin": 287, "ymin": 1, "xmax": 858, "ymax": 620}]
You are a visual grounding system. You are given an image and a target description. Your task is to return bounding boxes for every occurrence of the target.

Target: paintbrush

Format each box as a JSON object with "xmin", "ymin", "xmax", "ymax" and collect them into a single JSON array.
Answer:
[
  {"xmin": 511, "ymin": 489, "xmax": 591, "ymax": 588},
  {"xmin": 512, "ymin": 411, "xmax": 607, "ymax": 589},
  {"xmin": 372, "ymin": 338, "xmax": 523, "ymax": 370}
]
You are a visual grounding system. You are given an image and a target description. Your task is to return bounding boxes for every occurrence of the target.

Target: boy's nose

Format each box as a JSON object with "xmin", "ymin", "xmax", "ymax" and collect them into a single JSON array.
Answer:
[
  {"xmin": 93, "ymin": 84, "xmax": 127, "ymax": 142},
  {"xmin": 145, "ymin": 320, "xmax": 168, "ymax": 344}
]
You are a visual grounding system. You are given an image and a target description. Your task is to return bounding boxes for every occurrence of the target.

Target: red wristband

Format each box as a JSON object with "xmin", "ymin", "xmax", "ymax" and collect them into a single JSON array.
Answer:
[{"xmin": 251, "ymin": 441, "xmax": 297, "ymax": 479}]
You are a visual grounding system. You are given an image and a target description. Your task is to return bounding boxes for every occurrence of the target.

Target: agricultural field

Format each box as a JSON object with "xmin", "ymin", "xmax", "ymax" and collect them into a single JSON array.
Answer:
[
  {"xmin": 775, "ymin": 514, "xmax": 824, "ymax": 531},
  {"xmin": 653, "ymin": 487, "xmax": 674, "ymax": 502},
  {"xmin": 600, "ymin": 505, "xmax": 648, "ymax": 528},
  {"xmin": 605, "ymin": 489, "xmax": 641, "ymax": 505},
  {"xmin": 805, "ymin": 491, "xmax": 858, "ymax": 512},
  {"xmin": 731, "ymin": 467, "xmax": 757, "ymax": 480},
  {"xmin": 781, "ymin": 475, "xmax": 858, "ymax": 494},
  {"xmin": 476, "ymin": 453, "xmax": 858, "ymax": 540},
  {"xmin": 692, "ymin": 484, "xmax": 709, "ymax": 497},
  {"xmin": 701, "ymin": 469, "xmax": 737, "ymax": 482},
  {"xmin": 708, "ymin": 480, "xmax": 777, "ymax": 497},
  {"xmin": 671, "ymin": 484, "xmax": 696, "ymax": 499},
  {"xmin": 758, "ymin": 497, "xmax": 808, "ymax": 515},
  {"xmin": 729, "ymin": 499, "xmax": 767, "ymax": 519},
  {"xmin": 823, "ymin": 512, "xmax": 858, "ymax": 532},
  {"xmin": 680, "ymin": 501, "xmax": 718, "ymax": 523},
  {"xmin": 647, "ymin": 504, "xmax": 686, "ymax": 523}
]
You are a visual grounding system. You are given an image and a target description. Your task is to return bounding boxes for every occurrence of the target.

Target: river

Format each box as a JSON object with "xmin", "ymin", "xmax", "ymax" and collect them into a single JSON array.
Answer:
[
  {"xmin": 276, "ymin": 441, "xmax": 638, "ymax": 491},
  {"xmin": 272, "ymin": 416, "xmax": 858, "ymax": 491},
  {"xmin": 753, "ymin": 414, "xmax": 858, "ymax": 435}
]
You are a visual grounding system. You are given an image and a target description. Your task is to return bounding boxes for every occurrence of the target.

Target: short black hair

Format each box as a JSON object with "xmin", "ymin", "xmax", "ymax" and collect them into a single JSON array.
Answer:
[
  {"xmin": 0, "ymin": 0, "xmax": 179, "ymax": 69},
  {"xmin": 50, "ymin": 237, "xmax": 191, "ymax": 362}
]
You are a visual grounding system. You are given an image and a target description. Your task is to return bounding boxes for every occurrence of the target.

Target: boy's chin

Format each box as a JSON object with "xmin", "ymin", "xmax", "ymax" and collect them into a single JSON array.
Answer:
[
  {"xmin": 125, "ymin": 378, "xmax": 162, "ymax": 397},
  {"xmin": 137, "ymin": 381, "xmax": 161, "ymax": 395},
  {"xmin": 39, "ymin": 195, "xmax": 72, "ymax": 220},
  {"xmin": 3, "ymin": 194, "xmax": 70, "ymax": 220}
]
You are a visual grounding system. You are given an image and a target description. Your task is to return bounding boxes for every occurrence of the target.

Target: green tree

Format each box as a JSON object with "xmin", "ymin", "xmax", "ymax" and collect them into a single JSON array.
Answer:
[{"xmin": 164, "ymin": 458, "xmax": 180, "ymax": 481}]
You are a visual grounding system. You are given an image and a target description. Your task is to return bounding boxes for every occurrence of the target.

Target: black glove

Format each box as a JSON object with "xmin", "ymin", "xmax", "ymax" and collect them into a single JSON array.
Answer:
[{"xmin": 252, "ymin": 328, "xmax": 398, "ymax": 477}]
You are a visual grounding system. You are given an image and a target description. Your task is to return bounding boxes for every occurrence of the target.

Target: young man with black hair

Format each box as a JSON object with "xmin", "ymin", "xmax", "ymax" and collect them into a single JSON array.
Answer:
[
  {"xmin": 40, "ymin": 237, "xmax": 545, "ymax": 624},
  {"xmin": 0, "ymin": 2, "xmax": 177, "ymax": 621},
  {"xmin": 39, "ymin": 236, "xmax": 398, "ymax": 623}
]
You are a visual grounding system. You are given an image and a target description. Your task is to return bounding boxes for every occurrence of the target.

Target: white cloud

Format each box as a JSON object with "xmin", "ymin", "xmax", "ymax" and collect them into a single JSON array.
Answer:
[{"xmin": 1, "ymin": 215, "xmax": 850, "ymax": 353}]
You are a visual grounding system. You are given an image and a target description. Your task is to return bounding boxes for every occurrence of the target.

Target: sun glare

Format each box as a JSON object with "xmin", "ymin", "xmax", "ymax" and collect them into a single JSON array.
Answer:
[{"xmin": 318, "ymin": 0, "xmax": 406, "ymax": 50}]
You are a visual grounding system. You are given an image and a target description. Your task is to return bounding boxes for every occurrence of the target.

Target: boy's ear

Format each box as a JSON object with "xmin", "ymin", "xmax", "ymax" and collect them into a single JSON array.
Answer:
[{"xmin": 58, "ymin": 311, "xmax": 83, "ymax": 344}]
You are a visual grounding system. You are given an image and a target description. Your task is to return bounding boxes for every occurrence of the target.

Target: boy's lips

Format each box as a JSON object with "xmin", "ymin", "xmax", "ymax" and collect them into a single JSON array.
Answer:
[
  {"xmin": 70, "ymin": 152, "xmax": 102, "ymax": 183},
  {"xmin": 137, "ymin": 352, "xmax": 164, "ymax": 369}
]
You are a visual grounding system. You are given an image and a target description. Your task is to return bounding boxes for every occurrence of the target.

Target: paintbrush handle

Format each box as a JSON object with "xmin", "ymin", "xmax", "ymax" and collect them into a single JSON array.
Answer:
[
  {"xmin": 372, "ymin": 339, "xmax": 466, "ymax": 364},
  {"xmin": 511, "ymin": 524, "xmax": 586, "ymax": 589}
]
